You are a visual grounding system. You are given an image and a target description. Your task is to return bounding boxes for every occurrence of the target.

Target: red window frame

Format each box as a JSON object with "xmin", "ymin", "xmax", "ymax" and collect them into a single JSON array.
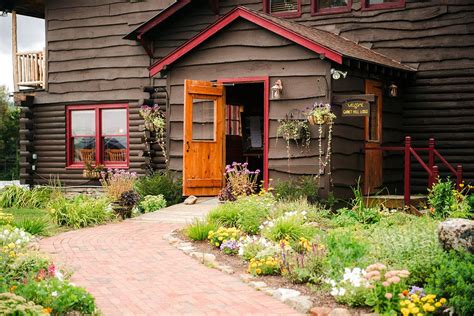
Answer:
[
  {"xmin": 362, "ymin": 0, "xmax": 405, "ymax": 11},
  {"xmin": 66, "ymin": 104, "xmax": 129, "ymax": 169},
  {"xmin": 312, "ymin": 0, "xmax": 352, "ymax": 15},
  {"xmin": 263, "ymin": 0, "xmax": 302, "ymax": 18}
]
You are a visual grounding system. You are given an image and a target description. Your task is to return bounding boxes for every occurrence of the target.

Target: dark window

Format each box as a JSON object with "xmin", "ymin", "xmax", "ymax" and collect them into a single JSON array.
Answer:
[
  {"xmin": 313, "ymin": 0, "xmax": 351, "ymax": 15},
  {"xmin": 67, "ymin": 104, "xmax": 129, "ymax": 168},
  {"xmin": 265, "ymin": 0, "xmax": 301, "ymax": 17},
  {"xmin": 362, "ymin": 0, "xmax": 405, "ymax": 10}
]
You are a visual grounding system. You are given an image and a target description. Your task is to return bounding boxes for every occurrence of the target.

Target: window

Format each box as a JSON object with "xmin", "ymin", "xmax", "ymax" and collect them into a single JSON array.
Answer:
[
  {"xmin": 312, "ymin": 0, "xmax": 352, "ymax": 15},
  {"xmin": 264, "ymin": 0, "xmax": 301, "ymax": 18},
  {"xmin": 362, "ymin": 0, "xmax": 405, "ymax": 10},
  {"xmin": 67, "ymin": 104, "xmax": 129, "ymax": 168}
]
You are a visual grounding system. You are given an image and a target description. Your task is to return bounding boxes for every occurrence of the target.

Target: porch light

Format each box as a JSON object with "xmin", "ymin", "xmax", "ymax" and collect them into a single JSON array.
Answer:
[
  {"xmin": 271, "ymin": 80, "xmax": 283, "ymax": 100},
  {"xmin": 330, "ymin": 68, "xmax": 347, "ymax": 80},
  {"xmin": 389, "ymin": 83, "xmax": 398, "ymax": 97}
]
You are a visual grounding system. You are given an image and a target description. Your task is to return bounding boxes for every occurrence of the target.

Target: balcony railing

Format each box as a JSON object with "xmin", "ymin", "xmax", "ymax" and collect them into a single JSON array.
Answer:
[{"xmin": 15, "ymin": 50, "xmax": 45, "ymax": 89}]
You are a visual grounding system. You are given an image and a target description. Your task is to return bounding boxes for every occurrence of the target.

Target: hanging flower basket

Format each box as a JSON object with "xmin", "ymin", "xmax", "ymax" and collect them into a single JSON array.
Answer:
[
  {"xmin": 82, "ymin": 170, "xmax": 101, "ymax": 179},
  {"xmin": 306, "ymin": 103, "xmax": 336, "ymax": 125},
  {"xmin": 277, "ymin": 118, "xmax": 311, "ymax": 144}
]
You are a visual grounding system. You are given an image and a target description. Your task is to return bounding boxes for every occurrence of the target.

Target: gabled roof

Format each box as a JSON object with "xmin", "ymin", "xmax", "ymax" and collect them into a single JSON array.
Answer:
[
  {"xmin": 124, "ymin": 0, "xmax": 191, "ymax": 40},
  {"xmin": 149, "ymin": 6, "xmax": 415, "ymax": 77}
]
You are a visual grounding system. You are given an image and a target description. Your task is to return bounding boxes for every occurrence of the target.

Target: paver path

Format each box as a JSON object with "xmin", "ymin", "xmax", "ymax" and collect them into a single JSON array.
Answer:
[{"xmin": 40, "ymin": 200, "xmax": 301, "ymax": 315}]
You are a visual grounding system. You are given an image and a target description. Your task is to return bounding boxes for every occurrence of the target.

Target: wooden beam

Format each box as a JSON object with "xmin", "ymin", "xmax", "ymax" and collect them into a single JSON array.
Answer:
[{"xmin": 12, "ymin": 10, "xmax": 18, "ymax": 92}]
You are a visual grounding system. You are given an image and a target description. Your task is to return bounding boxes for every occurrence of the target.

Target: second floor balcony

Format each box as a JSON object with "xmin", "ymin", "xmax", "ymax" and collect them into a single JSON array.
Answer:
[{"xmin": 15, "ymin": 50, "xmax": 45, "ymax": 90}]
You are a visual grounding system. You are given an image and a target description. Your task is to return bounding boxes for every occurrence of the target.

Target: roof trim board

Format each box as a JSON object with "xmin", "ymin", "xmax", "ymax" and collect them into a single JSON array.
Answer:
[{"xmin": 149, "ymin": 7, "xmax": 343, "ymax": 77}]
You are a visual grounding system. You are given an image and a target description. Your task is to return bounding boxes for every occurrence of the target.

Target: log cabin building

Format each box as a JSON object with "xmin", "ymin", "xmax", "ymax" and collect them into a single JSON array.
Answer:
[{"xmin": 2, "ymin": 0, "xmax": 473, "ymax": 201}]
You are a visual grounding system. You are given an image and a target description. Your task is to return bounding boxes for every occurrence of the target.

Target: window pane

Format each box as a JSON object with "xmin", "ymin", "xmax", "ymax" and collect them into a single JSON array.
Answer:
[
  {"xmin": 71, "ymin": 110, "xmax": 95, "ymax": 136},
  {"xmin": 319, "ymin": 0, "xmax": 348, "ymax": 9},
  {"xmin": 192, "ymin": 99, "xmax": 215, "ymax": 141},
  {"xmin": 73, "ymin": 137, "xmax": 96, "ymax": 163},
  {"xmin": 368, "ymin": 0, "xmax": 399, "ymax": 4},
  {"xmin": 270, "ymin": 0, "xmax": 298, "ymax": 13},
  {"xmin": 102, "ymin": 109, "xmax": 127, "ymax": 135},
  {"xmin": 103, "ymin": 136, "xmax": 127, "ymax": 162}
]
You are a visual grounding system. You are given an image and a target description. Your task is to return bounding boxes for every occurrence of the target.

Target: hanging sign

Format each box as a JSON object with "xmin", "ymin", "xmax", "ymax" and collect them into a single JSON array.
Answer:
[{"xmin": 342, "ymin": 100, "xmax": 370, "ymax": 117}]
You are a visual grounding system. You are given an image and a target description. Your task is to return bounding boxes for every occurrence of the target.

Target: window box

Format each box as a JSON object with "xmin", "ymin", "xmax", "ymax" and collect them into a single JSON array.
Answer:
[
  {"xmin": 264, "ymin": 0, "xmax": 302, "ymax": 18},
  {"xmin": 66, "ymin": 104, "xmax": 129, "ymax": 169},
  {"xmin": 312, "ymin": 0, "xmax": 352, "ymax": 16},
  {"xmin": 362, "ymin": 0, "xmax": 405, "ymax": 11}
]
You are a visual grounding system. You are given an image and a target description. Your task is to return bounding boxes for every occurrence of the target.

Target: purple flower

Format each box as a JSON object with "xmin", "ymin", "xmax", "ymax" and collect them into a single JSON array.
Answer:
[{"xmin": 409, "ymin": 286, "xmax": 425, "ymax": 297}]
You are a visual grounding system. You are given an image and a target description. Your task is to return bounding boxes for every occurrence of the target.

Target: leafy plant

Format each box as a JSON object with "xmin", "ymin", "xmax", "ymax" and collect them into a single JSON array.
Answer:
[
  {"xmin": 48, "ymin": 195, "xmax": 113, "ymax": 228},
  {"xmin": 326, "ymin": 229, "xmax": 368, "ymax": 277},
  {"xmin": 0, "ymin": 293, "xmax": 47, "ymax": 315},
  {"xmin": 428, "ymin": 178, "xmax": 471, "ymax": 219},
  {"xmin": 16, "ymin": 277, "xmax": 97, "ymax": 315},
  {"xmin": 276, "ymin": 116, "xmax": 311, "ymax": 158},
  {"xmin": 274, "ymin": 176, "xmax": 320, "ymax": 204},
  {"xmin": 100, "ymin": 169, "xmax": 138, "ymax": 201},
  {"xmin": 238, "ymin": 236, "xmax": 274, "ymax": 261},
  {"xmin": 15, "ymin": 218, "xmax": 49, "ymax": 236},
  {"xmin": 207, "ymin": 203, "xmax": 240, "ymax": 227},
  {"xmin": 0, "ymin": 209, "xmax": 14, "ymax": 225},
  {"xmin": 218, "ymin": 162, "xmax": 260, "ymax": 202},
  {"xmin": 139, "ymin": 195, "xmax": 167, "ymax": 213},
  {"xmin": 186, "ymin": 219, "xmax": 217, "ymax": 241},
  {"xmin": 0, "ymin": 185, "xmax": 59, "ymax": 209},
  {"xmin": 0, "ymin": 87, "xmax": 20, "ymax": 181},
  {"xmin": 139, "ymin": 104, "xmax": 168, "ymax": 165},
  {"xmin": 262, "ymin": 215, "xmax": 317, "ymax": 242},
  {"xmin": 425, "ymin": 250, "xmax": 474, "ymax": 316},
  {"xmin": 248, "ymin": 256, "xmax": 280, "ymax": 276},
  {"xmin": 134, "ymin": 171, "xmax": 183, "ymax": 206},
  {"xmin": 282, "ymin": 241, "xmax": 328, "ymax": 284},
  {"xmin": 118, "ymin": 190, "xmax": 140, "ymax": 208}
]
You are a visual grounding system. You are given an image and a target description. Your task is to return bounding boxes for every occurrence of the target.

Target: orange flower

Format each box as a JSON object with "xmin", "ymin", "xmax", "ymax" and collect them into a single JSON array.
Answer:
[
  {"xmin": 43, "ymin": 307, "xmax": 52, "ymax": 314},
  {"xmin": 9, "ymin": 285, "xmax": 17, "ymax": 292},
  {"xmin": 402, "ymin": 290, "xmax": 409, "ymax": 296}
]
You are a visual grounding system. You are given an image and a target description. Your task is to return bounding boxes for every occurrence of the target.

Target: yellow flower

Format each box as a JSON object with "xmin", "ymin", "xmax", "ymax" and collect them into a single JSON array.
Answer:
[
  {"xmin": 411, "ymin": 307, "xmax": 420, "ymax": 314},
  {"xmin": 439, "ymin": 298, "xmax": 447, "ymax": 304},
  {"xmin": 256, "ymin": 268, "xmax": 262, "ymax": 274},
  {"xmin": 435, "ymin": 302, "xmax": 442, "ymax": 308},
  {"xmin": 214, "ymin": 242, "xmax": 219, "ymax": 247},
  {"xmin": 401, "ymin": 308, "xmax": 410, "ymax": 316},
  {"xmin": 8, "ymin": 243, "xmax": 15, "ymax": 249}
]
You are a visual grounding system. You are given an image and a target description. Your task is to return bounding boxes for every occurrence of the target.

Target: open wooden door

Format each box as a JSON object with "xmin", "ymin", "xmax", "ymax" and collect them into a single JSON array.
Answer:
[
  {"xmin": 364, "ymin": 80, "xmax": 383, "ymax": 195},
  {"xmin": 183, "ymin": 80, "xmax": 225, "ymax": 196}
]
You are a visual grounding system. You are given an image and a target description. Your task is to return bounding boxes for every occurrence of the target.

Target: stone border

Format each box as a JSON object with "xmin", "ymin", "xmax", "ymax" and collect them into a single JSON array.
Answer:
[{"xmin": 163, "ymin": 230, "xmax": 363, "ymax": 315}]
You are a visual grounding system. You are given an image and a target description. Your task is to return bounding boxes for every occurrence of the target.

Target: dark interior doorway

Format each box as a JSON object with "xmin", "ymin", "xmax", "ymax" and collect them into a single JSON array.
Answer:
[{"xmin": 225, "ymin": 82, "xmax": 264, "ymax": 183}]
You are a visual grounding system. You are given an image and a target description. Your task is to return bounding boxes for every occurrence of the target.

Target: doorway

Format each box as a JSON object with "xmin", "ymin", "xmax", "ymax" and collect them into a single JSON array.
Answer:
[
  {"xmin": 364, "ymin": 79, "xmax": 383, "ymax": 195},
  {"xmin": 224, "ymin": 82, "xmax": 265, "ymax": 185}
]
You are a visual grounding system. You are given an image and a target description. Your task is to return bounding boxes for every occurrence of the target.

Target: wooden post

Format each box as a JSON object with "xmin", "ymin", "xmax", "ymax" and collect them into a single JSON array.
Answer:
[
  {"xmin": 12, "ymin": 10, "xmax": 18, "ymax": 92},
  {"xmin": 404, "ymin": 136, "xmax": 411, "ymax": 207},
  {"xmin": 428, "ymin": 138, "xmax": 435, "ymax": 188}
]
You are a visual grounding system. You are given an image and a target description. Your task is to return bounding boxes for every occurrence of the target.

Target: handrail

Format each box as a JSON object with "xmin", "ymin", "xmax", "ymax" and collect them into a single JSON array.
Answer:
[
  {"xmin": 365, "ymin": 136, "xmax": 463, "ymax": 206},
  {"xmin": 15, "ymin": 50, "xmax": 45, "ymax": 89}
]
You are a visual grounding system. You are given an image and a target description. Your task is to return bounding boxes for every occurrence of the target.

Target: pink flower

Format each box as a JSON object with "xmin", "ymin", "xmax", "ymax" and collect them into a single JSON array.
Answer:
[
  {"xmin": 385, "ymin": 293, "xmax": 393, "ymax": 299},
  {"xmin": 389, "ymin": 276, "xmax": 401, "ymax": 284},
  {"xmin": 382, "ymin": 281, "xmax": 390, "ymax": 287}
]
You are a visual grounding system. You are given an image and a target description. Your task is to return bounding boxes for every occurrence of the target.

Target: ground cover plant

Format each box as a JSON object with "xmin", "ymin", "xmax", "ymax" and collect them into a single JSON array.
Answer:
[{"xmin": 183, "ymin": 176, "xmax": 472, "ymax": 315}]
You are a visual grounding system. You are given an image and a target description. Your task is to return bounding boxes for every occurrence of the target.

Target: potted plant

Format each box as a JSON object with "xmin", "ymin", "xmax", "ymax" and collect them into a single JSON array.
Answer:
[
  {"xmin": 277, "ymin": 117, "xmax": 311, "ymax": 144},
  {"xmin": 114, "ymin": 190, "xmax": 140, "ymax": 219},
  {"xmin": 306, "ymin": 102, "xmax": 336, "ymax": 125},
  {"xmin": 82, "ymin": 162, "xmax": 105, "ymax": 179},
  {"xmin": 139, "ymin": 104, "xmax": 168, "ymax": 165}
]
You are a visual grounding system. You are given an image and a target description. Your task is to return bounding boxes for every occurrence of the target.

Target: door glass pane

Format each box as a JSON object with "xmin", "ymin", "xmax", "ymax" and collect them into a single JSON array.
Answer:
[
  {"xmin": 319, "ymin": 0, "xmax": 348, "ymax": 9},
  {"xmin": 103, "ymin": 136, "xmax": 127, "ymax": 162},
  {"xmin": 71, "ymin": 110, "xmax": 95, "ymax": 136},
  {"xmin": 369, "ymin": 98, "xmax": 379, "ymax": 141},
  {"xmin": 73, "ymin": 137, "xmax": 96, "ymax": 163},
  {"xmin": 192, "ymin": 98, "xmax": 215, "ymax": 141},
  {"xmin": 368, "ymin": 0, "xmax": 399, "ymax": 4},
  {"xmin": 270, "ymin": 0, "xmax": 298, "ymax": 13},
  {"xmin": 102, "ymin": 109, "xmax": 127, "ymax": 135}
]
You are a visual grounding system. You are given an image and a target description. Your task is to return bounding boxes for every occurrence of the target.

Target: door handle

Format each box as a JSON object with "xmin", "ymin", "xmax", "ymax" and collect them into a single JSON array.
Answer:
[{"xmin": 186, "ymin": 141, "xmax": 190, "ymax": 152}]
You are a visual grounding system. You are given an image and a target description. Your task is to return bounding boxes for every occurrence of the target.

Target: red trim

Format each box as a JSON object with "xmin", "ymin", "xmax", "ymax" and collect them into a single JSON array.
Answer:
[
  {"xmin": 362, "ymin": 0, "xmax": 405, "ymax": 11},
  {"xmin": 311, "ymin": 0, "xmax": 352, "ymax": 15},
  {"xmin": 263, "ymin": 0, "xmax": 302, "ymax": 18},
  {"xmin": 149, "ymin": 7, "xmax": 342, "ymax": 77},
  {"xmin": 125, "ymin": 0, "xmax": 192, "ymax": 40},
  {"xmin": 66, "ymin": 104, "xmax": 129, "ymax": 169},
  {"xmin": 218, "ymin": 77, "xmax": 270, "ymax": 190}
]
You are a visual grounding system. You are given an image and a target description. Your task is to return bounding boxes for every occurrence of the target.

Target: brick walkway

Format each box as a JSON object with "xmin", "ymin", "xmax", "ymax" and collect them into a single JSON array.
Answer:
[{"xmin": 40, "ymin": 206, "xmax": 301, "ymax": 315}]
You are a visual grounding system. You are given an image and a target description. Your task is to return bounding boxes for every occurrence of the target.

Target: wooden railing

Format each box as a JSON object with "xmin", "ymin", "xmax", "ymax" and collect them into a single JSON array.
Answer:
[
  {"xmin": 366, "ymin": 136, "xmax": 463, "ymax": 206},
  {"xmin": 16, "ymin": 50, "xmax": 45, "ymax": 89}
]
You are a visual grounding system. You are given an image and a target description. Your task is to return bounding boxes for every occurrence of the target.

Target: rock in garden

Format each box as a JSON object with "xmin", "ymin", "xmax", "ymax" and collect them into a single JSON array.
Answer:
[
  {"xmin": 438, "ymin": 218, "xmax": 474, "ymax": 253},
  {"xmin": 287, "ymin": 295, "xmax": 313, "ymax": 313},
  {"xmin": 248, "ymin": 281, "xmax": 268, "ymax": 290},
  {"xmin": 239, "ymin": 273, "xmax": 255, "ymax": 283},
  {"xmin": 310, "ymin": 307, "xmax": 332, "ymax": 316},
  {"xmin": 184, "ymin": 195, "xmax": 198, "ymax": 205},
  {"xmin": 273, "ymin": 288, "xmax": 300, "ymax": 301},
  {"xmin": 328, "ymin": 308, "xmax": 352, "ymax": 316}
]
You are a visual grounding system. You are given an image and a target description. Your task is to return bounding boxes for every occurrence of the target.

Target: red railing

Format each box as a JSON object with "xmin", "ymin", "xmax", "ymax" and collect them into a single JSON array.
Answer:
[{"xmin": 366, "ymin": 136, "xmax": 463, "ymax": 206}]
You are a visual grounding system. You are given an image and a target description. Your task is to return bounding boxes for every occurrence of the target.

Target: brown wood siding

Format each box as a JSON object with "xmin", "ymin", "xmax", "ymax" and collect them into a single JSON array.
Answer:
[{"xmin": 166, "ymin": 20, "xmax": 332, "ymax": 191}]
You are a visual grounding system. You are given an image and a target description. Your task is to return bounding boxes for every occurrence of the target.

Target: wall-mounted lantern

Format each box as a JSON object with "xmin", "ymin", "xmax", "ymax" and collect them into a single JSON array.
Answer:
[
  {"xmin": 389, "ymin": 83, "xmax": 398, "ymax": 97},
  {"xmin": 330, "ymin": 68, "xmax": 347, "ymax": 80},
  {"xmin": 271, "ymin": 80, "xmax": 283, "ymax": 100}
]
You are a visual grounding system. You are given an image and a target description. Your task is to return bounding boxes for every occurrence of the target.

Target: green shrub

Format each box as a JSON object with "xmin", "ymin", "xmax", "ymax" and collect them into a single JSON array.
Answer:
[
  {"xmin": 428, "ymin": 178, "xmax": 471, "ymax": 219},
  {"xmin": 0, "ymin": 292, "xmax": 46, "ymax": 315},
  {"xmin": 326, "ymin": 229, "xmax": 368, "ymax": 277},
  {"xmin": 48, "ymin": 195, "xmax": 113, "ymax": 228},
  {"xmin": 425, "ymin": 251, "xmax": 474, "ymax": 316},
  {"xmin": 134, "ymin": 171, "xmax": 183, "ymax": 206},
  {"xmin": 186, "ymin": 219, "xmax": 217, "ymax": 241},
  {"xmin": 274, "ymin": 176, "xmax": 320, "ymax": 204},
  {"xmin": 139, "ymin": 195, "xmax": 167, "ymax": 213},
  {"xmin": 16, "ymin": 278, "xmax": 96, "ymax": 315},
  {"xmin": 235, "ymin": 195, "xmax": 272, "ymax": 234},
  {"xmin": 365, "ymin": 215, "xmax": 445, "ymax": 284},
  {"xmin": 0, "ymin": 185, "xmax": 59, "ymax": 209},
  {"xmin": 15, "ymin": 218, "xmax": 49, "ymax": 236},
  {"xmin": 3, "ymin": 251, "xmax": 51, "ymax": 286},
  {"xmin": 262, "ymin": 215, "xmax": 317, "ymax": 242},
  {"xmin": 207, "ymin": 203, "xmax": 240, "ymax": 227}
]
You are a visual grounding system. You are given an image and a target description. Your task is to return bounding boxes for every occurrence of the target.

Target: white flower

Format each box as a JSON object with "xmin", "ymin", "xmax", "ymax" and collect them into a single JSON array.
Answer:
[
  {"xmin": 51, "ymin": 291, "xmax": 58, "ymax": 297},
  {"xmin": 330, "ymin": 288, "xmax": 339, "ymax": 296},
  {"xmin": 301, "ymin": 211, "xmax": 307, "ymax": 216},
  {"xmin": 268, "ymin": 222, "xmax": 274, "ymax": 227},
  {"xmin": 55, "ymin": 271, "xmax": 64, "ymax": 281},
  {"xmin": 338, "ymin": 288, "xmax": 346, "ymax": 296}
]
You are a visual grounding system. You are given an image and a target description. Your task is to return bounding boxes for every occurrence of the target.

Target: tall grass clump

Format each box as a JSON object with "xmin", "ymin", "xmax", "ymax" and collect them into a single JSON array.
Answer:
[
  {"xmin": 0, "ymin": 185, "xmax": 59, "ymax": 209},
  {"xmin": 48, "ymin": 195, "xmax": 113, "ymax": 228},
  {"xmin": 273, "ymin": 176, "xmax": 320, "ymax": 204},
  {"xmin": 186, "ymin": 219, "xmax": 217, "ymax": 241},
  {"xmin": 134, "ymin": 171, "xmax": 183, "ymax": 206},
  {"xmin": 262, "ymin": 215, "xmax": 318, "ymax": 242},
  {"xmin": 15, "ymin": 218, "xmax": 50, "ymax": 236}
]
